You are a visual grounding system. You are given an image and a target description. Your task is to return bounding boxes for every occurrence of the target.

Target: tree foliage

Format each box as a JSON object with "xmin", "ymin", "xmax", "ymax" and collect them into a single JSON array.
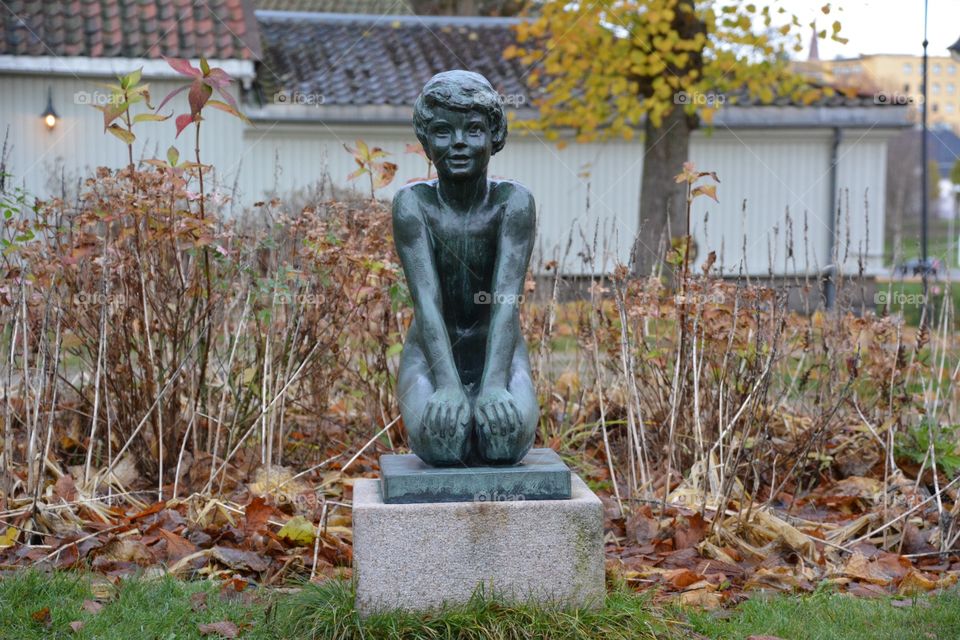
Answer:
[{"xmin": 506, "ymin": 0, "xmax": 848, "ymax": 144}]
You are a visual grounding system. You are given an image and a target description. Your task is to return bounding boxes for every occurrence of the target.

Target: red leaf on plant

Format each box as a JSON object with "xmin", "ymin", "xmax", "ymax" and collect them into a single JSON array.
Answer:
[
  {"xmin": 164, "ymin": 57, "xmax": 202, "ymax": 78},
  {"xmin": 188, "ymin": 81, "xmax": 213, "ymax": 117},
  {"xmin": 205, "ymin": 68, "xmax": 233, "ymax": 89},
  {"xmin": 175, "ymin": 113, "xmax": 195, "ymax": 137},
  {"xmin": 198, "ymin": 620, "xmax": 239, "ymax": 638}
]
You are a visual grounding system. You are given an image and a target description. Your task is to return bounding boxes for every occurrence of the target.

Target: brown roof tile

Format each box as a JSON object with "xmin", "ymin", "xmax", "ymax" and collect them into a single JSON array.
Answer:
[
  {"xmin": 0, "ymin": 0, "xmax": 260, "ymax": 60},
  {"xmin": 254, "ymin": 0, "xmax": 411, "ymax": 14},
  {"xmin": 256, "ymin": 12, "xmax": 532, "ymax": 107},
  {"xmin": 254, "ymin": 12, "xmax": 902, "ymax": 112}
]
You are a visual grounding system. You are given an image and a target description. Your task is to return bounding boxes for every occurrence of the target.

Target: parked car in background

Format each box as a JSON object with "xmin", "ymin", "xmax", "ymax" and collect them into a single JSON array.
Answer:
[{"xmin": 895, "ymin": 257, "xmax": 942, "ymax": 278}]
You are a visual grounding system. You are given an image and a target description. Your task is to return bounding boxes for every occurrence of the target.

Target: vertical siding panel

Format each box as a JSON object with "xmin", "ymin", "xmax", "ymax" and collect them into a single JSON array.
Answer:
[{"xmin": 0, "ymin": 76, "xmax": 894, "ymax": 277}]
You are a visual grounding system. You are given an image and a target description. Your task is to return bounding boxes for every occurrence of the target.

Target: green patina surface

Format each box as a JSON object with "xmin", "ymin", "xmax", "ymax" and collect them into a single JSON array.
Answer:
[{"xmin": 379, "ymin": 447, "xmax": 571, "ymax": 504}]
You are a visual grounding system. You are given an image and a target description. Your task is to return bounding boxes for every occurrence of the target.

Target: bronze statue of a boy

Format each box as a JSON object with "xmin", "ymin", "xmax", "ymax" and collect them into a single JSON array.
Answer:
[{"xmin": 393, "ymin": 70, "xmax": 539, "ymax": 467}]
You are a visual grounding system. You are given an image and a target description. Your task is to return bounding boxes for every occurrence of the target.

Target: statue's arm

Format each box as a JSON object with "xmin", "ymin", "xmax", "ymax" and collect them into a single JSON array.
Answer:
[
  {"xmin": 392, "ymin": 188, "xmax": 462, "ymax": 390},
  {"xmin": 480, "ymin": 186, "xmax": 536, "ymax": 391}
]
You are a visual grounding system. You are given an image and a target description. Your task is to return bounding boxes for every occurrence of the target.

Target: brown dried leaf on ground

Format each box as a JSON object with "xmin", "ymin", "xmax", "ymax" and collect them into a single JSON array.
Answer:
[
  {"xmin": 92, "ymin": 538, "xmax": 153, "ymax": 566},
  {"xmin": 81, "ymin": 599, "xmax": 103, "ymax": 614},
  {"xmin": 243, "ymin": 496, "xmax": 279, "ymax": 536},
  {"xmin": 31, "ymin": 607, "xmax": 52, "ymax": 627},
  {"xmin": 210, "ymin": 546, "xmax": 270, "ymax": 573},
  {"xmin": 678, "ymin": 585, "xmax": 723, "ymax": 609},
  {"xmin": 625, "ymin": 506, "xmax": 659, "ymax": 546},
  {"xmin": 743, "ymin": 565, "xmax": 814, "ymax": 592},
  {"xmin": 157, "ymin": 529, "xmax": 198, "ymax": 563},
  {"xmin": 838, "ymin": 551, "xmax": 911, "ymax": 586},
  {"xmin": 197, "ymin": 620, "xmax": 239, "ymax": 638}
]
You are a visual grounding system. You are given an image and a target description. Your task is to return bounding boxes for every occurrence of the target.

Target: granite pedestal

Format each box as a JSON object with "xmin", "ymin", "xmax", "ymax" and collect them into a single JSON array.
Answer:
[{"xmin": 352, "ymin": 473, "xmax": 605, "ymax": 615}]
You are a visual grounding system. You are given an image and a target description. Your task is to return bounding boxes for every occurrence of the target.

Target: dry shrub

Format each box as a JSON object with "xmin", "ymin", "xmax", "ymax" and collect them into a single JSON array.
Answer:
[{"xmin": 0, "ymin": 165, "xmax": 404, "ymax": 501}]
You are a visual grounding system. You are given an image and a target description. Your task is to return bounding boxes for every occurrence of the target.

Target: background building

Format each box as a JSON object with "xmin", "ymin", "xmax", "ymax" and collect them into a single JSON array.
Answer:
[
  {"xmin": 799, "ymin": 50, "xmax": 960, "ymax": 135},
  {"xmin": 1, "ymin": 2, "xmax": 910, "ymax": 278}
]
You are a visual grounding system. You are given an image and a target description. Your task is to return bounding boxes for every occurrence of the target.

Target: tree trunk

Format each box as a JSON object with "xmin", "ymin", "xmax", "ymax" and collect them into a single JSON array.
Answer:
[
  {"xmin": 633, "ymin": 0, "xmax": 702, "ymax": 280},
  {"xmin": 635, "ymin": 106, "xmax": 693, "ymax": 278}
]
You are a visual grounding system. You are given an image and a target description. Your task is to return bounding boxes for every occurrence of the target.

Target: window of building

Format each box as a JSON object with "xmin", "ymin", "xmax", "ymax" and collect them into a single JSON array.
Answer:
[
  {"xmin": 933, "ymin": 83, "xmax": 941, "ymax": 94},
  {"xmin": 949, "ymin": 83, "xmax": 956, "ymax": 95},
  {"xmin": 947, "ymin": 103, "xmax": 955, "ymax": 113},
  {"xmin": 904, "ymin": 63, "xmax": 913, "ymax": 74},
  {"xmin": 950, "ymin": 65, "xmax": 957, "ymax": 75},
  {"xmin": 934, "ymin": 63, "xmax": 942, "ymax": 74}
]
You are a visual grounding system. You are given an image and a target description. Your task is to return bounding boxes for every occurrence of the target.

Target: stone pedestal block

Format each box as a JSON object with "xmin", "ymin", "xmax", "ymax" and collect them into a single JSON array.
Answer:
[{"xmin": 352, "ymin": 474, "xmax": 605, "ymax": 615}]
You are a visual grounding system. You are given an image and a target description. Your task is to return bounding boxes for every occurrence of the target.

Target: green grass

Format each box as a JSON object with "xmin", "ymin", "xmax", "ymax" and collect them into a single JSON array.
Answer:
[
  {"xmin": 874, "ymin": 279, "xmax": 960, "ymax": 326},
  {"xmin": 0, "ymin": 570, "xmax": 271, "ymax": 639},
  {"xmin": 885, "ymin": 217, "xmax": 958, "ymax": 268},
  {"xmin": 3, "ymin": 570, "xmax": 960, "ymax": 639},
  {"xmin": 270, "ymin": 579, "xmax": 674, "ymax": 639},
  {"xmin": 682, "ymin": 586, "xmax": 960, "ymax": 640}
]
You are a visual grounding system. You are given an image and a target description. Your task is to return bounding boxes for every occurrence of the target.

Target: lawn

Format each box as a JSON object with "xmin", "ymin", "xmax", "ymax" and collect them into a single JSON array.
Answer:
[
  {"xmin": 874, "ymin": 277, "xmax": 960, "ymax": 325},
  {"xmin": 2, "ymin": 570, "xmax": 959, "ymax": 640},
  {"xmin": 885, "ymin": 216, "xmax": 959, "ymax": 268}
]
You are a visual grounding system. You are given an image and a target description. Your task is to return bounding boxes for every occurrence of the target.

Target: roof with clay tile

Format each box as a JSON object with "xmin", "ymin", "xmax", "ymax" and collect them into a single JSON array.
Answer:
[{"xmin": 1, "ymin": 0, "xmax": 260, "ymax": 60}]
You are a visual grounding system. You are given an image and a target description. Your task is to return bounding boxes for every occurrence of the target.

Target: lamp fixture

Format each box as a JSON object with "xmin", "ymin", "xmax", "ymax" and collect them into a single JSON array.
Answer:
[{"xmin": 41, "ymin": 87, "xmax": 57, "ymax": 130}]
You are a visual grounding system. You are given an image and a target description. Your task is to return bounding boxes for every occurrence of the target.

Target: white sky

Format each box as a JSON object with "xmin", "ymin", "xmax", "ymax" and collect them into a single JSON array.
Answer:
[{"xmin": 775, "ymin": 0, "xmax": 960, "ymax": 60}]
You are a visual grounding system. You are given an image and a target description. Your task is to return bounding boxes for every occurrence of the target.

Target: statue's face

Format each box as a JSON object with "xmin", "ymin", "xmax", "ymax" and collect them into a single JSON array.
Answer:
[{"xmin": 423, "ymin": 107, "xmax": 492, "ymax": 181}]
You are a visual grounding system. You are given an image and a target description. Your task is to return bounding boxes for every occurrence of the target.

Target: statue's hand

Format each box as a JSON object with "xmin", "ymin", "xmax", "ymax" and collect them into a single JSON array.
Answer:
[
  {"xmin": 423, "ymin": 386, "xmax": 471, "ymax": 439},
  {"xmin": 475, "ymin": 387, "xmax": 522, "ymax": 438}
]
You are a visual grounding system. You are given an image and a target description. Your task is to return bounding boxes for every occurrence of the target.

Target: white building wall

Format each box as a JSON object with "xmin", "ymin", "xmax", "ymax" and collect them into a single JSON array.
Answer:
[
  {"xmin": 689, "ymin": 128, "xmax": 892, "ymax": 276},
  {"xmin": 1, "ymin": 72, "xmax": 896, "ymax": 277},
  {"xmin": 0, "ymin": 73, "xmax": 246, "ymax": 197},
  {"xmin": 232, "ymin": 123, "xmax": 639, "ymax": 274}
]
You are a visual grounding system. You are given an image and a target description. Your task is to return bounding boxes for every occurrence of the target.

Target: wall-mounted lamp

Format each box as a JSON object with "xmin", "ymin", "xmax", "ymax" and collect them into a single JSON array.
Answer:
[{"xmin": 41, "ymin": 87, "xmax": 58, "ymax": 130}]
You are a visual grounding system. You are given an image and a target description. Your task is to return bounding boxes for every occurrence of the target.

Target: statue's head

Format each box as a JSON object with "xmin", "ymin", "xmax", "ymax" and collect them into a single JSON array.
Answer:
[{"xmin": 413, "ymin": 70, "xmax": 507, "ymax": 180}]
